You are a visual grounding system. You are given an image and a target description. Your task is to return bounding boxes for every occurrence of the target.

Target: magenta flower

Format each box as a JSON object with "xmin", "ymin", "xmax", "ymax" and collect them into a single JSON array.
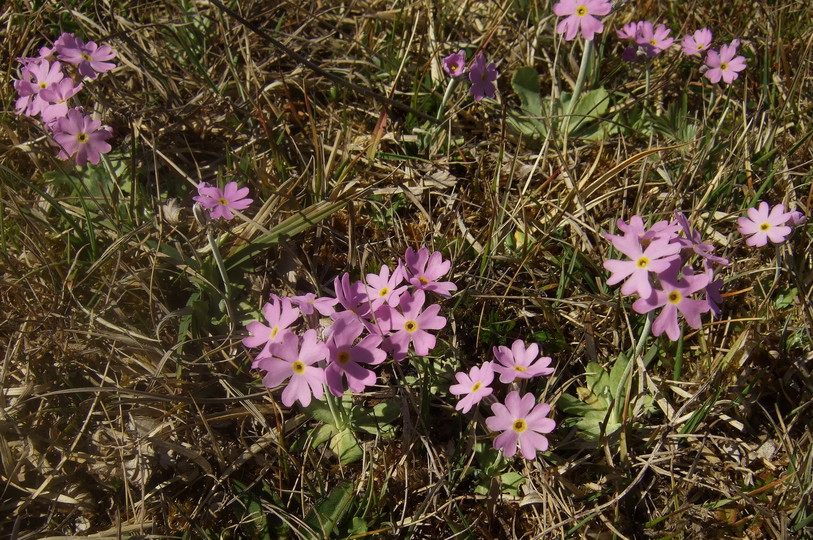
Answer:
[
  {"xmin": 617, "ymin": 22, "xmax": 641, "ymax": 41},
  {"xmin": 403, "ymin": 247, "xmax": 457, "ymax": 298},
  {"xmin": 193, "ymin": 181, "xmax": 253, "ymax": 220},
  {"xmin": 604, "ymin": 215, "xmax": 679, "ymax": 245},
  {"xmin": 254, "ymin": 330, "xmax": 327, "ymax": 407},
  {"xmin": 673, "ymin": 213, "xmax": 729, "ymax": 266},
  {"xmin": 635, "ymin": 22, "xmax": 674, "ymax": 56},
  {"xmin": 51, "ymin": 108, "xmax": 112, "ymax": 166},
  {"xmin": 552, "ymin": 0, "xmax": 612, "ymax": 41},
  {"xmin": 55, "ymin": 33, "xmax": 117, "ymax": 79},
  {"xmin": 704, "ymin": 40, "xmax": 747, "ymax": 84},
  {"xmin": 468, "ymin": 54, "xmax": 498, "ymax": 102},
  {"xmin": 325, "ymin": 317, "xmax": 385, "ymax": 397},
  {"xmin": 242, "ymin": 295, "xmax": 301, "ymax": 362},
  {"xmin": 632, "ymin": 264, "xmax": 710, "ymax": 341},
  {"xmin": 332, "ymin": 273, "xmax": 371, "ymax": 321},
  {"xmin": 386, "ymin": 290, "xmax": 447, "ymax": 361},
  {"xmin": 443, "ymin": 50, "xmax": 467, "ymax": 77},
  {"xmin": 737, "ymin": 201, "xmax": 793, "ymax": 247},
  {"xmin": 485, "ymin": 391, "xmax": 556, "ymax": 460},
  {"xmin": 39, "ymin": 78, "xmax": 84, "ymax": 124},
  {"xmin": 365, "ymin": 264, "xmax": 407, "ymax": 310},
  {"xmin": 492, "ymin": 339, "xmax": 554, "ymax": 384},
  {"xmin": 289, "ymin": 292, "xmax": 339, "ymax": 317},
  {"xmin": 16, "ymin": 59, "xmax": 64, "ymax": 116},
  {"xmin": 788, "ymin": 210, "xmax": 807, "ymax": 227},
  {"xmin": 681, "ymin": 28, "xmax": 713, "ymax": 56},
  {"xmin": 604, "ymin": 235, "xmax": 681, "ymax": 298},
  {"xmin": 449, "ymin": 361, "xmax": 494, "ymax": 414}
]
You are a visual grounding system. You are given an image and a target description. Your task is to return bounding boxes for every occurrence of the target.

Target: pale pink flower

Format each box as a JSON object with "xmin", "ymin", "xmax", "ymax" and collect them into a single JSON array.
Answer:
[
  {"xmin": 386, "ymin": 290, "xmax": 446, "ymax": 361},
  {"xmin": 55, "ymin": 33, "xmax": 117, "ymax": 79},
  {"xmin": 553, "ymin": 0, "xmax": 613, "ymax": 41},
  {"xmin": 681, "ymin": 28, "xmax": 713, "ymax": 56},
  {"xmin": 51, "ymin": 108, "xmax": 112, "ymax": 166},
  {"xmin": 704, "ymin": 40, "xmax": 747, "ymax": 84},
  {"xmin": 632, "ymin": 263, "xmax": 710, "ymax": 341},
  {"xmin": 403, "ymin": 247, "xmax": 457, "ymax": 297},
  {"xmin": 39, "ymin": 78, "xmax": 84, "ymax": 124},
  {"xmin": 325, "ymin": 317, "xmax": 385, "ymax": 396},
  {"xmin": 364, "ymin": 264, "xmax": 407, "ymax": 310},
  {"xmin": 486, "ymin": 391, "xmax": 556, "ymax": 460},
  {"xmin": 443, "ymin": 50, "xmax": 467, "ymax": 77},
  {"xmin": 603, "ymin": 235, "xmax": 681, "ymax": 298},
  {"xmin": 289, "ymin": 292, "xmax": 339, "ymax": 317},
  {"xmin": 737, "ymin": 201, "xmax": 793, "ymax": 246},
  {"xmin": 193, "ymin": 181, "xmax": 253, "ymax": 220},
  {"xmin": 242, "ymin": 295, "xmax": 301, "ymax": 362},
  {"xmin": 254, "ymin": 330, "xmax": 327, "ymax": 407},
  {"xmin": 16, "ymin": 59, "xmax": 64, "ymax": 116},
  {"xmin": 635, "ymin": 22, "xmax": 674, "ymax": 56},
  {"xmin": 492, "ymin": 339, "xmax": 554, "ymax": 384},
  {"xmin": 449, "ymin": 362, "xmax": 494, "ymax": 414}
]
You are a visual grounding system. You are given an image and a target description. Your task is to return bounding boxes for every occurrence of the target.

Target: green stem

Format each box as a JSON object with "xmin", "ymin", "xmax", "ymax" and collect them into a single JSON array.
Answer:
[
  {"xmin": 436, "ymin": 76, "xmax": 459, "ymax": 122},
  {"xmin": 562, "ymin": 38, "xmax": 594, "ymax": 137},
  {"xmin": 207, "ymin": 230, "xmax": 236, "ymax": 332},
  {"xmin": 674, "ymin": 326, "xmax": 685, "ymax": 381},
  {"xmin": 612, "ymin": 312, "xmax": 654, "ymax": 423}
]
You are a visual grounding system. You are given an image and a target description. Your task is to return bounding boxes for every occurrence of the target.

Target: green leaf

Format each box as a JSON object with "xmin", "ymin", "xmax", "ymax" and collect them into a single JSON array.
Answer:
[
  {"xmin": 351, "ymin": 398, "xmax": 400, "ymax": 436},
  {"xmin": 511, "ymin": 67, "xmax": 542, "ymax": 116},
  {"xmin": 304, "ymin": 481, "xmax": 355, "ymax": 537},
  {"xmin": 331, "ymin": 428, "xmax": 363, "ymax": 465},
  {"xmin": 311, "ymin": 423, "xmax": 338, "ymax": 448},
  {"xmin": 500, "ymin": 472, "xmax": 525, "ymax": 496}
]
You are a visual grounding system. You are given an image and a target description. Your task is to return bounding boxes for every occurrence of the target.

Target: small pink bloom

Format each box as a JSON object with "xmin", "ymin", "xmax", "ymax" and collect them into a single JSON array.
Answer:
[
  {"xmin": 55, "ymin": 33, "xmax": 117, "ymax": 79},
  {"xmin": 365, "ymin": 264, "xmax": 407, "ymax": 310},
  {"xmin": 242, "ymin": 295, "xmax": 301, "ymax": 361},
  {"xmin": 443, "ymin": 50, "xmax": 467, "ymax": 77},
  {"xmin": 603, "ymin": 235, "xmax": 681, "ymax": 298},
  {"xmin": 403, "ymin": 247, "xmax": 457, "ymax": 297},
  {"xmin": 193, "ymin": 181, "xmax": 253, "ymax": 220},
  {"xmin": 325, "ymin": 317, "xmax": 385, "ymax": 396},
  {"xmin": 449, "ymin": 362, "xmax": 494, "ymax": 414},
  {"xmin": 617, "ymin": 22, "xmax": 641, "ymax": 41},
  {"xmin": 673, "ymin": 213, "xmax": 729, "ymax": 266},
  {"xmin": 51, "ymin": 108, "xmax": 112, "ymax": 166},
  {"xmin": 486, "ymin": 391, "xmax": 556, "ymax": 460},
  {"xmin": 39, "ymin": 78, "xmax": 84, "ymax": 124},
  {"xmin": 254, "ymin": 330, "xmax": 327, "ymax": 407},
  {"xmin": 289, "ymin": 292, "xmax": 339, "ymax": 317},
  {"xmin": 737, "ymin": 201, "xmax": 793, "ymax": 246},
  {"xmin": 386, "ymin": 290, "xmax": 446, "ymax": 361},
  {"xmin": 17, "ymin": 59, "xmax": 64, "ymax": 116},
  {"xmin": 632, "ymin": 264, "xmax": 710, "ymax": 341},
  {"xmin": 635, "ymin": 21, "xmax": 674, "ymax": 56},
  {"xmin": 468, "ymin": 54, "xmax": 498, "ymax": 101},
  {"xmin": 681, "ymin": 28, "xmax": 713, "ymax": 56},
  {"xmin": 492, "ymin": 339, "xmax": 554, "ymax": 384},
  {"xmin": 553, "ymin": 0, "xmax": 613, "ymax": 41},
  {"xmin": 704, "ymin": 40, "xmax": 747, "ymax": 84}
]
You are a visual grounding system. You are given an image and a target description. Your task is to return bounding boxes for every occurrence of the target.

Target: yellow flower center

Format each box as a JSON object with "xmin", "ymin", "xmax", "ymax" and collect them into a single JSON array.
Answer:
[
  {"xmin": 649, "ymin": 39, "xmax": 657, "ymax": 46},
  {"xmin": 418, "ymin": 276, "xmax": 429, "ymax": 285},
  {"xmin": 269, "ymin": 326, "xmax": 279, "ymax": 339},
  {"xmin": 514, "ymin": 366, "xmax": 526, "ymax": 372},
  {"xmin": 404, "ymin": 320, "xmax": 418, "ymax": 333},
  {"xmin": 337, "ymin": 350, "xmax": 351, "ymax": 365},
  {"xmin": 39, "ymin": 82, "xmax": 47, "ymax": 89},
  {"xmin": 378, "ymin": 287, "xmax": 390, "ymax": 298},
  {"xmin": 759, "ymin": 222, "xmax": 771, "ymax": 231},
  {"xmin": 697, "ymin": 43, "xmax": 704, "ymax": 50},
  {"xmin": 292, "ymin": 361, "xmax": 305, "ymax": 374},
  {"xmin": 471, "ymin": 382, "xmax": 482, "ymax": 392},
  {"xmin": 81, "ymin": 53, "xmax": 92, "ymax": 61},
  {"xmin": 720, "ymin": 62, "xmax": 729, "ymax": 71},
  {"xmin": 636, "ymin": 257, "xmax": 650, "ymax": 269},
  {"xmin": 450, "ymin": 62, "xmax": 459, "ymax": 72},
  {"xmin": 668, "ymin": 291, "xmax": 681, "ymax": 304},
  {"xmin": 76, "ymin": 132, "xmax": 88, "ymax": 143},
  {"xmin": 576, "ymin": 5, "xmax": 587, "ymax": 16},
  {"xmin": 218, "ymin": 197, "xmax": 229, "ymax": 205},
  {"xmin": 512, "ymin": 419, "xmax": 527, "ymax": 433}
]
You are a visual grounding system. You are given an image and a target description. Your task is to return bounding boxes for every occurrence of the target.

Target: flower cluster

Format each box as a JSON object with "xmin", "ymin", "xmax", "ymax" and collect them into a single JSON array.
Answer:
[
  {"xmin": 603, "ymin": 213, "xmax": 729, "ymax": 340},
  {"xmin": 450, "ymin": 339, "xmax": 556, "ymax": 460},
  {"xmin": 242, "ymin": 247, "xmax": 456, "ymax": 407},
  {"xmin": 13, "ymin": 33, "xmax": 116, "ymax": 165},
  {"xmin": 193, "ymin": 181, "xmax": 253, "ymax": 221},
  {"xmin": 737, "ymin": 201, "xmax": 806, "ymax": 247},
  {"xmin": 616, "ymin": 21, "xmax": 674, "ymax": 60},
  {"xmin": 442, "ymin": 50, "xmax": 499, "ymax": 102}
]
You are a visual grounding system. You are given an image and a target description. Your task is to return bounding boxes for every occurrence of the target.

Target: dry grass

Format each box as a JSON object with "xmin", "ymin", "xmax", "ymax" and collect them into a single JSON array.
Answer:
[{"xmin": 1, "ymin": 0, "xmax": 812, "ymax": 538}]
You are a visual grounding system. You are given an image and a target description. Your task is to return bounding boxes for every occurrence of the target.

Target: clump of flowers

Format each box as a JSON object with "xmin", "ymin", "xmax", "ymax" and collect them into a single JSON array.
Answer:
[
  {"xmin": 603, "ymin": 212, "xmax": 730, "ymax": 340},
  {"xmin": 193, "ymin": 181, "xmax": 253, "ymax": 220},
  {"xmin": 13, "ymin": 32, "xmax": 117, "ymax": 165},
  {"xmin": 243, "ymin": 247, "xmax": 455, "ymax": 406},
  {"xmin": 553, "ymin": 0, "xmax": 613, "ymax": 41},
  {"xmin": 617, "ymin": 20, "xmax": 674, "ymax": 60},
  {"xmin": 440, "ymin": 50, "xmax": 499, "ymax": 102},
  {"xmin": 737, "ymin": 201, "xmax": 804, "ymax": 247}
]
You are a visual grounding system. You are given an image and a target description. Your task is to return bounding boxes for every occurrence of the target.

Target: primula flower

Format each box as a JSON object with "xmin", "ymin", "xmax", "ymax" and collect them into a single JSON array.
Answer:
[
  {"xmin": 635, "ymin": 22, "xmax": 674, "ymax": 56},
  {"xmin": 16, "ymin": 59, "xmax": 64, "ymax": 116},
  {"xmin": 617, "ymin": 22, "xmax": 641, "ymax": 41},
  {"xmin": 673, "ymin": 213, "xmax": 729, "ymax": 266},
  {"xmin": 737, "ymin": 201, "xmax": 793, "ymax": 246},
  {"xmin": 604, "ymin": 235, "xmax": 681, "ymax": 298},
  {"xmin": 193, "ymin": 181, "xmax": 253, "ymax": 220},
  {"xmin": 552, "ymin": 0, "xmax": 613, "ymax": 41},
  {"xmin": 51, "ymin": 108, "xmax": 112, "ymax": 166},
  {"xmin": 604, "ymin": 215, "xmax": 679, "ymax": 246},
  {"xmin": 254, "ymin": 330, "xmax": 327, "ymax": 407},
  {"xmin": 443, "ymin": 50, "xmax": 467, "ymax": 77},
  {"xmin": 681, "ymin": 28, "xmax": 713, "ymax": 56},
  {"xmin": 290, "ymin": 292, "xmax": 339, "ymax": 317},
  {"xmin": 449, "ymin": 362, "xmax": 494, "ymax": 414},
  {"xmin": 468, "ymin": 54, "xmax": 498, "ymax": 101},
  {"xmin": 788, "ymin": 210, "xmax": 807, "ymax": 227},
  {"xmin": 55, "ymin": 33, "xmax": 117, "ymax": 79},
  {"xmin": 39, "ymin": 78, "xmax": 84, "ymax": 124},
  {"xmin": 485, "ymin": 391, "xmax": 556, "ymax": 460},
  {"xmin": 325, "ymin": 318, "xmax": 385, "ymax": 396},
  {"xmin": 242, "ymin": 295, "xmax": 301, "ymax": 361},
  {"xmin": 492, "ymin": 339, "xmax": 554, "ymax": 384},
  {"xmin": 704, "ymin": 40, "xmax": 747, "ymax": 84},
  {"xmin": 632, "ymin": 263, "xmax": 710, "ymax": 341},
  {"xmin": 332, "ymin": 273, "xmax": 371, "ymax": 321},
  {"xmin": 403, "ymin": 247, "xmax": 457, "ymax": 297},
  {"xmin": 386, "ymin": 290, "xmax": 447, "ymax": 361},
  {"xmin": 365, "ymin": 264, "xmax": 407, "ymax": 310}
]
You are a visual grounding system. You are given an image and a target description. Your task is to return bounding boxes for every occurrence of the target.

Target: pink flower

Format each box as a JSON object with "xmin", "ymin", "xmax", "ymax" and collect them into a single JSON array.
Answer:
[
  {"xmin": 604, "ymin": 235, "xmax": 681, "ymax": 298},
  {"xmin": 443, "ymin": 50, "xmax": 467, "ymax": 77},
  {"xmin": 617, "ymin": 22, "xmax": 641, "ymax": 41},
  {"xmin": 449, "ymin": 362, "xmax": 494, "ymax": 414},
  {"xmin": 55, "ymin": 33, "xmax": 117, "ymax": 79},
  {"xmin": 673, "ymin": 213, "xmax": 729, "ymax": 266},
  {"xmin": 51, "ymin": 108, "xmax": 112, "ymax": 166},
  {"xmin": 254, "ymin": 330, "xmax": 327, "ymax": 407},
  {"xmin": 485, "ymin": 391, "xmax": 556, "ymax": 460},
  {"xmin": 635, "ymin": 22, "xmax": 674, "ymax": 56},
  {"xmin": 289, "ymin": 292, "xmax": 339, "ymax": 317},
  {"xmin": 193, "ymin": 181, "xmax": 253, "ymax": 220},
  {"xmin": 681, "ymin": 28, "xmax": 713, "ymax": 56},
  {"xmin": 737, "ymin": 201, "xmax": 793, "ymax": 246},
  {"xmin": 704, "ymin": 40, "xmax": 747, "ymax": 84},
  {"xmin": 242, "ymin": 295, "xmax": 301, "ymax": 362},
  {"xmin": 39, "ymin": 78, "xmax": 84, "ymax": 124},
  {"xmin": 403, "ymin": 247, "xmax": 457, "ymax": 297},
  {"xmin": 604, "ymin": 215, "xmax": 679, "ymax": 245},
  {"xmin": 16, "ymin": 59, "xmax": 64, "ymax": 116},
  {"xmin": 325, "ymin": 317, "xmax": 385, "ymax": 396},
  {"xmin": 632, "ymin": 264, "xmax": 710, "ymax": 341},
  {"xmin": 492, "ymin": 339, "xmax": 554, "ymax": 383},
  {"xmin": 364, "ymin": 264, "xmax": 407, "ymax": 311},
  {"xmin": 332, "ymin": 273, "xmax": 371, "ymax": 321},
  {"xmin": 386, "ymin": 290, "xmax": 447, "ymax": 361},
  {"xmin": 468, "ymin": 54, "xmax": 498, "ymax": 101},
  {"xmin": 553, "ymin": 0, "xmax": 612, "ymax": 41},
  {"xmin": 788, "ymin": 210, "xmax": 807, "ymax": 227}
]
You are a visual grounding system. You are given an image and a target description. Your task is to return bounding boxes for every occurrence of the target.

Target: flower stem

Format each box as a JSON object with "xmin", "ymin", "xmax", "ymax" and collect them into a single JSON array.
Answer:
[
  {"xmin": 207, "ymin": 229, "xmax": 236, "ymax": 333},
  {"xmin": 673, "ymin": 326, "xmax": 685, "ymax": 381},
  {"xmin": 562, "ymin": 38, "xmax": 594, "ymax": 137}
]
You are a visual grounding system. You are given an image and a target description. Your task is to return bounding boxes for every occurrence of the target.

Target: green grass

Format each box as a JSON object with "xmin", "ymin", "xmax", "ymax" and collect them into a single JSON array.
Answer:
[{"xmin": 1, "ymin": 0, "xmax": 812, "ymax": 538}]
